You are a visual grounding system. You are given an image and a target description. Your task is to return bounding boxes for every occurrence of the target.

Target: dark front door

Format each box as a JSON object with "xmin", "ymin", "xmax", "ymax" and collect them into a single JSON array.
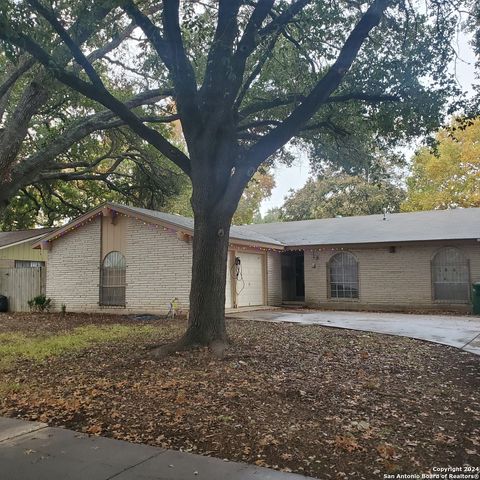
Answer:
[
  {"xmin": 281, "ymin": 251, "xmax": 305, "ymax": 302},
  {"xmin": 295, "ymin": 254, "xmax": 305, "ymax": 298}
]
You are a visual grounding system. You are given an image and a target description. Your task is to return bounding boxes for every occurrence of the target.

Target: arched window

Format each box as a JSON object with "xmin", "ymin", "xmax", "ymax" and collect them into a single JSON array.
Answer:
[
  {"xmin": 100, "ymin": 251, "xmax": 126, "ymax": 306},
  {"xmin": 432, "ymin": 247, "xmax": 470, "ymax": 303},
  {"xmin": 329, "ymin": 252, "xmax": 359, "ymax": 299}
]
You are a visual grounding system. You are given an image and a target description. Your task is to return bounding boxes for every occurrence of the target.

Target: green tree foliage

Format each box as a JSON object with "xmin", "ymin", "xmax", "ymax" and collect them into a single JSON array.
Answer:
[
  {"xmin": 232, "ymin": 170, "xmax": 275, "ymax": 225},
  {"xmin": 0, "ymin": 121, "xmax": 189, "ymax": 229},
  {"xmin": 402, "ymin": 117, "xmax": 480, "ymax": 211},
  {"xmin": 0, "ymin": 4, "xmax": 185, "ymax": 220},
  {"xmin": 255, "ymin": 207, "xmax": 283, "ymax": 224},
  {"xmin": 278, "ymin": 168, "xmax": 405, "ymax": 221}
]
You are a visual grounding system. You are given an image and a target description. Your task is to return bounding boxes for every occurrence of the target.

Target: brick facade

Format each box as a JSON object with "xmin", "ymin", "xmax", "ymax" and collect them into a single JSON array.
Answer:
[
  {"xmin": 45, "ymin": 216, "xmax": 282, "ymax": 314},
  {"xmin": 44, "ymin": 210, "xmax": 479, "ymax": 314},
  {"xmin": 124, "ymin": 217, "xmax": 193, "ymax": 313},
  {"xmin": 304, "ymin": 241, "xmax": 480, "ymax": 311},
  {"xmin": 46, "ymin": 217, "xmax": 101, "ymax": 311}
]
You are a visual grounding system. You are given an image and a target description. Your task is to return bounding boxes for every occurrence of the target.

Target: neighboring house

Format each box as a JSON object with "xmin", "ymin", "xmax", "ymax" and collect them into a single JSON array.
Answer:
[
  {"xmin": 0, "ymin": 228, "xmax": 54, "ymax": 312},
  {"xmin": 34, "ymin": 203, "xmax": 480, "ymax": 314},
  {"xmin": 0, "ymin": 228, "xmax": 53, "ymax": 268}
]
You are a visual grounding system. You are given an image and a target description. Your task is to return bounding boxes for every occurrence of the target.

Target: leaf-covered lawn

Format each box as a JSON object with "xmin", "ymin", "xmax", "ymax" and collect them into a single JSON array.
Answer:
[{"xmin": 0, "ymin": 313, "xmax": 479, "ymax": 479}]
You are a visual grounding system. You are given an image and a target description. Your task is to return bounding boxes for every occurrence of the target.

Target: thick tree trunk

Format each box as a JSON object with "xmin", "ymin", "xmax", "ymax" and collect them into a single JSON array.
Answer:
[
  {"xmin": 149, "ymin": 119, "xmax": 247, "ymax": 357},
  {"xmin": 150, "ymin": 140, "xmax": 247, "ymax": 357},
  {"xmin": 183, "ymin": 212, "xmax": 231, "ymax": 346},
  {"xmin": 151, "ymin": 209, "xmax": 233, "ymax": 358}
]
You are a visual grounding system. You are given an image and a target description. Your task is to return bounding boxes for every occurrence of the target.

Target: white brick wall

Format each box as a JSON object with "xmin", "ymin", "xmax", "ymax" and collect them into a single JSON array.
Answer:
[
  {"xmin": 305, "ymin": 241, "xmax": 480, "ymax": 311},
  {"xmin": 267, "ymin": 251, "xmax": 282, "ymax": 306},
  {"xmin": 125, "ymin": 218, "xmax": 192, "ymax": 314},
  {"xmin": 46, "ymin": 218, "xmax": 101, "ymax": 311}
]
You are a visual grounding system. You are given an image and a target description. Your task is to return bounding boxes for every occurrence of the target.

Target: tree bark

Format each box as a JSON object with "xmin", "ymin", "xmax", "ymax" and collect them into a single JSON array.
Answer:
[
  {"xmin": 150, "ymin": 208, "xmax": 233, "ymax": 357},
  {"xmin": 151, "ymin": 133, "xmax": 246, "ymax": 357},
  {"xmin": 184, "ymin": 211, "xmax": 231, "ymax": 345}
]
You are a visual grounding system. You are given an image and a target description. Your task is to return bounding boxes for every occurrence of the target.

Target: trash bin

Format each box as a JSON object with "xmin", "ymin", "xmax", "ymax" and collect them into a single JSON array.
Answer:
[
  {"xmin": 0, "ymin": 295, "xmax": 8, "ymax": 312},
  {"xmin": 472, "ymin": 283, "xmax": 480, "ymax": 315}
]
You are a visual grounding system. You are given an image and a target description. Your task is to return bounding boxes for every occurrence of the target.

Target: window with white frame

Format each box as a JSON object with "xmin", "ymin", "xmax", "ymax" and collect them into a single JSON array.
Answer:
[
  {"xmin": 100, "ymin": 251, "xmax": 126, "ymax": 306},
  {"xmin": 328, "ymin": 252, "xmax": 359, "ymax": 299},
  {"xmin": 432, "ymin": 247, "xmax": 470, "ymax": 303}
]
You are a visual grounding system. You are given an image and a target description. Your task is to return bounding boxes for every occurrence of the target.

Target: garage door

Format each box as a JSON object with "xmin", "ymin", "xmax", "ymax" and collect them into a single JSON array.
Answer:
[
  {"xmin": 225, "ymin": 251, "xmax": 233, "ymax": 308},
  {"xmin": 237, "ymin": 252, "xmax": 265, "ymax": 307}
]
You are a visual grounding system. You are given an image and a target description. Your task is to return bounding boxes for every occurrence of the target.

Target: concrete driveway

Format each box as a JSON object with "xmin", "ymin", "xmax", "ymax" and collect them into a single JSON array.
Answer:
[{"xmin": 230, "ymin": 309, "xmax": 480, "ymax": 355}]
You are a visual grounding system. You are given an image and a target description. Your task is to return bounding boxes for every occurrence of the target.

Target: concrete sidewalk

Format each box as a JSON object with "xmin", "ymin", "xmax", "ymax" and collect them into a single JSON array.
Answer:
[
  {"xmin": 229, "ymin": 309, "xmax": 480, "ymax": 355},
  {"xmin": 0, "ymin": 417, "xmax": 314, "ymax": 480}
]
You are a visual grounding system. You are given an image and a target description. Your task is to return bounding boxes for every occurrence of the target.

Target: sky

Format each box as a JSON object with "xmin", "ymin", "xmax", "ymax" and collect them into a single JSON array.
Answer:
[{"xmin": 259, "ymin": 31, "xmax": 478, "ymax": 216}]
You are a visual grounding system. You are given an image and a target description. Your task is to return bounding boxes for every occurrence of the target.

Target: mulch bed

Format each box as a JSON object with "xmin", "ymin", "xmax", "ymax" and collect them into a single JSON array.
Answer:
[{"xmin": 1, "ymin": 312, "xmax": 479, "ymax": 479}]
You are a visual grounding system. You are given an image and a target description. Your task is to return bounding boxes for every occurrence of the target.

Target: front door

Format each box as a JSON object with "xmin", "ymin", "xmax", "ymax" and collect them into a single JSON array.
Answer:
[{"xmin": 281, "ymin": 251, "xmax": 305, "ymax": 302}]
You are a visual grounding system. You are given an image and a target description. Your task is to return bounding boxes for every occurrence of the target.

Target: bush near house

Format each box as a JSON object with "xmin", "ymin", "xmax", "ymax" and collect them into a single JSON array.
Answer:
[{"xmin": 27, "ymin": 295, "xmax": 52, "ymax": 312}]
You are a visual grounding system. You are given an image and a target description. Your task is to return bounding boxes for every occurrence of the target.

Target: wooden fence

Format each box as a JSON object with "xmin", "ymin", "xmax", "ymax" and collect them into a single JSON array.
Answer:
[{"xmin": 0, "ymin": 268, "xmax": 46, "ymax": 312}]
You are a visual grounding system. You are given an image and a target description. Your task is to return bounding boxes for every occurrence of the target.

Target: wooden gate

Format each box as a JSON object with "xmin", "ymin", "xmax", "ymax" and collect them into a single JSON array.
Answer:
[{"xmin": 0, "ymin": 268, "xmax": 46, "ymax": 312}]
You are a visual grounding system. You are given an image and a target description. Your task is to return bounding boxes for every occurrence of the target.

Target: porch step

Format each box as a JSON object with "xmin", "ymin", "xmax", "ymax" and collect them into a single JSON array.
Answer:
[{"xmin": 226, "ymin": 305, "xmax": 281, "ymax": 314}]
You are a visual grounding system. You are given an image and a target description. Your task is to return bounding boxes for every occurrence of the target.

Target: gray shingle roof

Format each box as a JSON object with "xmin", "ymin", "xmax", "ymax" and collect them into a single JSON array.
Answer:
[
  {"xmin": 111, "ymin": 204, "xmax": 284, "ymax": 246},
  {"xmin": 118, "ymin": 205, "xmax": 480, "ymax": 247},
  {"xmin": 0, "ymin": 228, "xmax": 55, "ymax": 249},
  {"xmin": 242, "ymin": 208, "xmax": 480, "ymax": 246},
  {"xmin": 42, "ymin": 203, "xmax": 480, "ymax": 249}
]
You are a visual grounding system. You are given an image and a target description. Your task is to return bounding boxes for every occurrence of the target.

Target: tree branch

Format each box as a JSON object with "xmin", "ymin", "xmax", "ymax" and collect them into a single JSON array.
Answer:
[
  {"xmin": 14, "ymin": 88, "xmax": 173, "ymax": 185},
  {"xmin": 233, "ymin": 28, "xmax": 281, "ymax": 112},
  {"xmin": 0, "ymin": 57, "xmax": 35, "ymax": 101},
  {"xmin": 200, "ymin": 0, "xmax": 242, "ymax": 106},
  {"xmin": 232, "ymin": 0, "xmax": 310, "ymax": 81},
  {"xmin": 123, "ymin": 0, "xmax": 200, "ymax": 129},
  {"xmin": 239, "ymin": 93, "xmax": 306, "ymax": 118},
  {"xmin": 122, "ymin": 0, "xmax": 172, "ymax": 68},
  {"xmin": 237, "ymin": 119, "xmax": 349, "ymax": 139},
  {"xmin": 45, "ymin": 184, "xmax": 85, "ymax": 214},
  {"xmin": 239, "ymin": 91, "xmax": 400, "ymax": 118},
  {"xmin": 0, "ymin": 28, "xmax": 191, "ymax": 175},
  {"xmin": 0, "ymin": 0, "xmax": 122, "ymax": 183},
  {"xmin": 161, "ymin": 0, "xmax": 200, "ymax": 124},
  {"xmin": 27, "ymin": 0, "xmax": 106, "ymax": 88},
  {"xmin": 246, "ymin": 0, "xmax": 392, "ymax": 167}
]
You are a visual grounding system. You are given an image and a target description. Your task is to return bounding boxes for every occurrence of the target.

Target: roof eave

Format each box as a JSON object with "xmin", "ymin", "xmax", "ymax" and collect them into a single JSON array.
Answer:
[
  {"xmin": 1, "ymin": 232, "xmax": 52, "ymax": 251},
  {"xmin": 285, "ymin": 237, "xmax": 480, "ymax": 250},
  {"xmin": 33, "ymin": 202, "xmax": 285, "ymax": 250}
]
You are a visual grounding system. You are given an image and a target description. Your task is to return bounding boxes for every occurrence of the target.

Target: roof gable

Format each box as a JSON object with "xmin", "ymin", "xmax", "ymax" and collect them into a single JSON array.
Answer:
[{"xmin": 34, "ymin": 203, "xmax": 284, "ymax": 249}]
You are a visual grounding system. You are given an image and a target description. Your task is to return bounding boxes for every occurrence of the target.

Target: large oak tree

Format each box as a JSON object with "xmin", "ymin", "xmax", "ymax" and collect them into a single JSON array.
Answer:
[
  {"xmin": 0, "ymin": 1, "xmax": 182, "ymax": 216},
  {"xmin": 0, "ymin": 0, "xmax": 472, "ymax": 353}
]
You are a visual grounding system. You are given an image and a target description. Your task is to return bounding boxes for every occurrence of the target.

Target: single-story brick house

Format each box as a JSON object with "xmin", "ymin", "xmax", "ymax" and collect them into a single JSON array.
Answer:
[{"xmin": 34, "ymin": 203, "xmax": 480, "ymax": 314}]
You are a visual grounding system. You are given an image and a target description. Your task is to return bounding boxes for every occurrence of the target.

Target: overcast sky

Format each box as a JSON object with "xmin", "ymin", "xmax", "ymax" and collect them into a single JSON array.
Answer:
[{"xmin": 260, "ymin": 31, "xmax": 478, "ymax": 215}]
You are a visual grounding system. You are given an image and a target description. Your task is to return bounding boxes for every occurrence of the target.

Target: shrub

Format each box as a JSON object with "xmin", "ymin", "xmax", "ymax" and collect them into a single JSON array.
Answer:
[{"xmin": 27, "ymin": 295, "xmax": 52, "ymax": 312}]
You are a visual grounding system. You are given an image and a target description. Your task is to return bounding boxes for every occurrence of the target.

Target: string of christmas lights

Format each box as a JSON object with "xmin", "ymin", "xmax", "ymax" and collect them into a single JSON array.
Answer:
[
  {"xmin": 44, "ymin": 206, "xmax": 348, "ymax": 253},
  {"xmin": 46, "ymin": 211, "xmax": 104, "ymax": 243}
]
